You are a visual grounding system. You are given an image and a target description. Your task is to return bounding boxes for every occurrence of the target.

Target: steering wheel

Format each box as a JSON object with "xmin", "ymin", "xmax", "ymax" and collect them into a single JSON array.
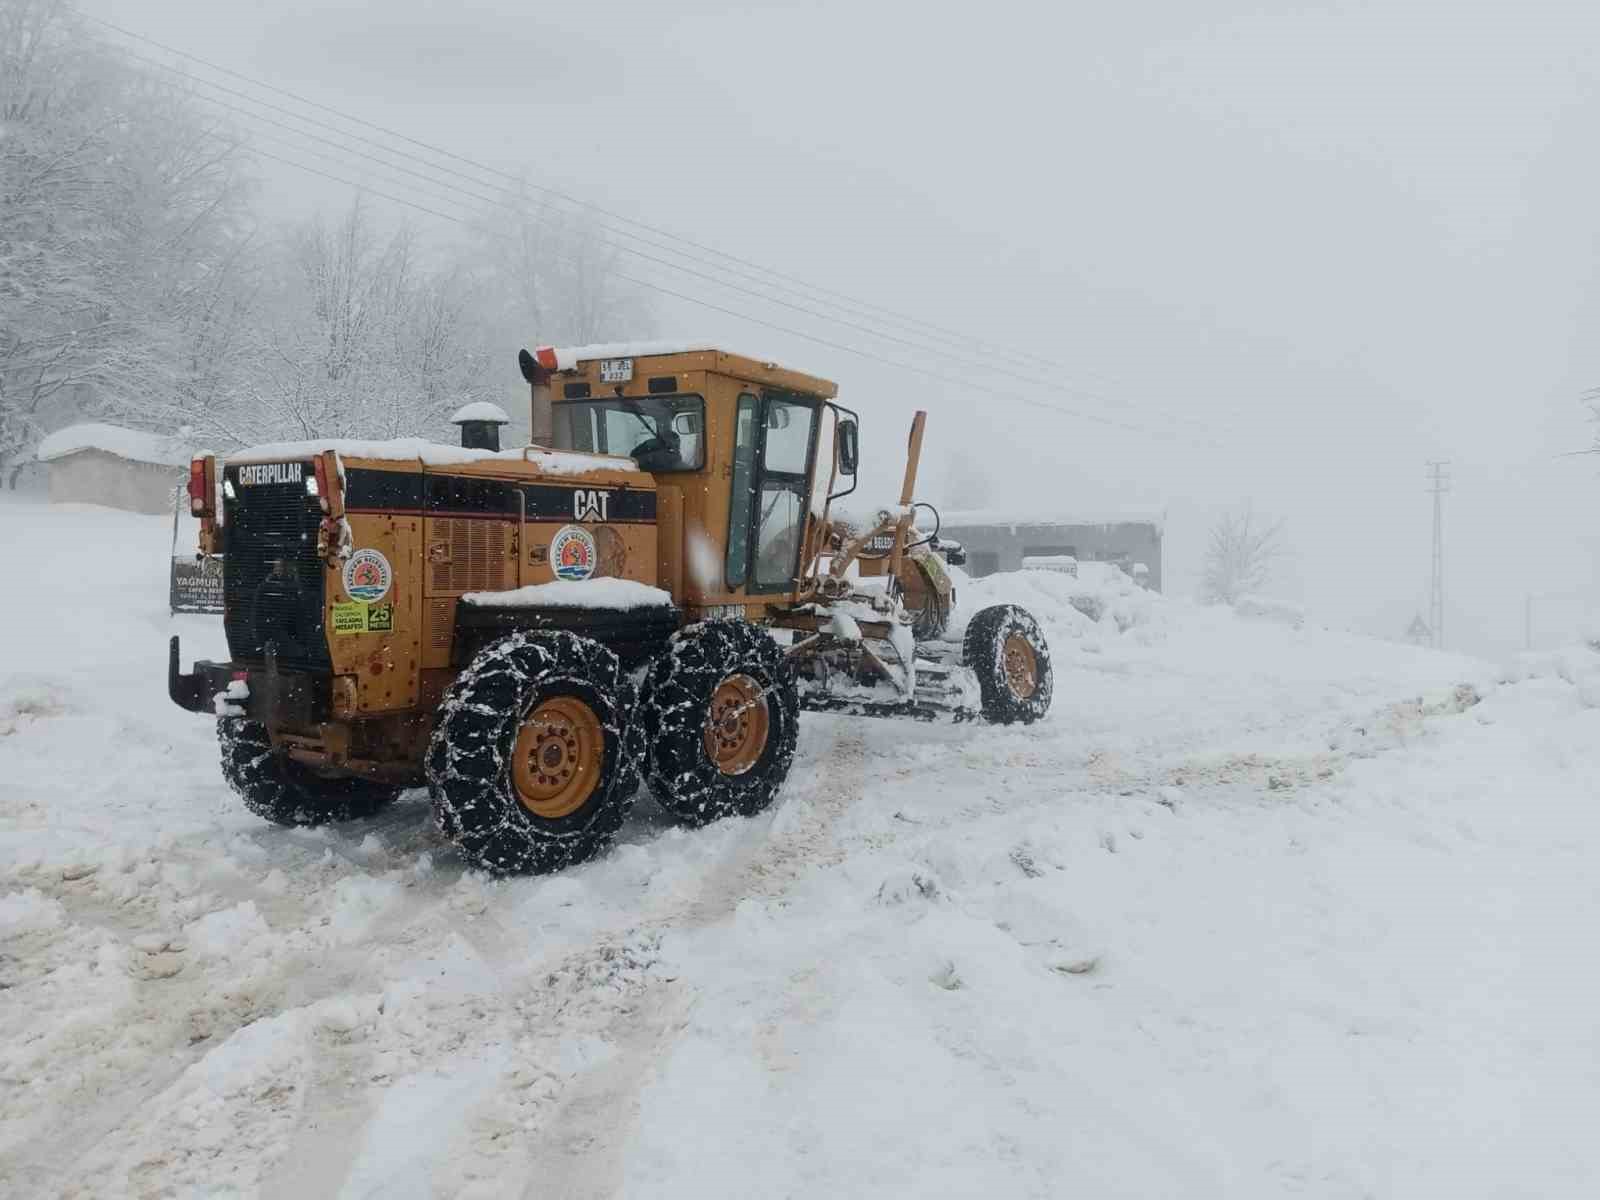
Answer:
[{"xmin": 630, "ymin": 435, "xmax": 682, "ymax": 471}]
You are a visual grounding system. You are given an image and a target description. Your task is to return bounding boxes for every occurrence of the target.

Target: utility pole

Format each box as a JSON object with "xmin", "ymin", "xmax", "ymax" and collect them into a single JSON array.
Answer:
[{"xmin": 1427, "ymin": 461, "xmax": 1450, "ymax": 650}]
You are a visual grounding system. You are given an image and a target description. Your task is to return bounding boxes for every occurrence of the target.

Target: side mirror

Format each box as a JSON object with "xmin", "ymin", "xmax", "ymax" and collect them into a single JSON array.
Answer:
[
  {"xmin": 765, "ymin": 406, "xmax": 792, "ymax": 430},
  {"xmin": 836, "ymin": 418, "xmax": 859, "ymax": 475},
  {"xmin": 671, "ymin": 412, "xmax": 700, "ymax": 437}
]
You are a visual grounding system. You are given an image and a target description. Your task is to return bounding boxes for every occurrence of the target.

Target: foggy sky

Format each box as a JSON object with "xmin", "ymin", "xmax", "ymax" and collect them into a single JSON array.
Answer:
[{"xmin": 92, "ymin": 0, "xmax": 1600, "ymax": 657}]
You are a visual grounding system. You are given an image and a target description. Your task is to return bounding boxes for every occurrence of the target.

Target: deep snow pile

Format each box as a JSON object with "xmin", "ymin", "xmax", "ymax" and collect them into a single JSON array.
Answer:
[{"xmin": 2, "ymin": 499, "xmax": 1598, "ymax": 1198}]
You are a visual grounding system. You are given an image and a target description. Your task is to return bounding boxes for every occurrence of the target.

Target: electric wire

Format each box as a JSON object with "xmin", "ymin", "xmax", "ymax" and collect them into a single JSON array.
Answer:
[
  {"xmin": 99, "ymin": 35, "xmax": 1233, "ymax": 440},
  {"xmin": 238, "ymin": 142, "xmax": 1223, "ymax": 446},
  {"xmin": 86, "ymin": 8, "xmax": 1227, "ymax": 424}
]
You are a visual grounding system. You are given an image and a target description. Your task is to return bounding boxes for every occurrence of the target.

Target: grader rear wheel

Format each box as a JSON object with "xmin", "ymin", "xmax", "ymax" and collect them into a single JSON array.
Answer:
[
  {"xmin": 635, "ymin": 620, "xmax": 799, "ymax": 826},
  {"xmin": 219, "ymin": 719, "xmax": 400, "ymax": 827},
  {"xmin": 512, "ymin": 697, "xmax": 605, "ymax": 819},
  {"xmin": 703, "ymin": 674, "xmax": 771, "ymax": 777},
  {"xmin": 425, "ymin": 631, "xmax": 642, "ymax": 875}
]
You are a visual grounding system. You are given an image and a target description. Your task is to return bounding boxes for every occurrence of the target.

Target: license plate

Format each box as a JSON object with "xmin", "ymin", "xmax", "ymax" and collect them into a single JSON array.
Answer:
[{"xmin": 599, "ymin": 358, "xmax": 633, "ymax": 383}]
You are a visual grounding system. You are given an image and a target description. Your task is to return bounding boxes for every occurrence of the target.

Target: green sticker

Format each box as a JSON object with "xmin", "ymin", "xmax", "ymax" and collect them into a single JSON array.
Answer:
[
  {"xmin": 332, "ymin": 602, "xmax": 368, "ymax": 635},
  {"xmin": 332, "ymin": 601, "xmax": 395, "ymax": 635}
]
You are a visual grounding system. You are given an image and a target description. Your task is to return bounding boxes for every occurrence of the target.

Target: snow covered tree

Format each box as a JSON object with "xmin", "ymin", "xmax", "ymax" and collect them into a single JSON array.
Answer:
[
  {"xmin": 940, "ymin": 448, "xmax": 993, "ymax": 511},
  {"xmin": 236, "ymin": 200, "xmax": 497, "ymax": 445},
  {"xmin": 1201, "ymin": 505, "xmax": 1284, "ymax": 604},
  {"xmin": 0, "ymin": 0, "xmax": 251, "ymax": 480},
  {"xmin": 470, "ymin": 191, "xmax": 652, "ymax": 350},
  {"xmin": 1, "ymin": 3, "xmax": 650, "ymax": 467}
]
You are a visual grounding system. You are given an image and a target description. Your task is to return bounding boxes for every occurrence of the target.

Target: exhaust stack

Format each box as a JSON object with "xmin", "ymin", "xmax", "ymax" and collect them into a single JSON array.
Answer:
[
  {"xmin": 450, "ymin": 401, "xmax": 511, "ymax": 452},
  {"xmin": 519, "ymin": 347, "xmax": 557, "ymax": 447}
]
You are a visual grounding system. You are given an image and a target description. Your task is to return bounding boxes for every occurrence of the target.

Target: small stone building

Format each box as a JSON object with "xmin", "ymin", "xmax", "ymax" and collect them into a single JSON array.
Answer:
[
  {"xmin": 37, "ymin": 424, "xmax": 190, "ymax": 515},
  {"xmin": 940, "ymin": 510, "xmax": 1164, "ymax": 591}
]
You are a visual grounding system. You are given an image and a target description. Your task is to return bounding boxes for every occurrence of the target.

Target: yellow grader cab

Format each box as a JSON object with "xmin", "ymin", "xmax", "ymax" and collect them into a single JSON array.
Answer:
[{"xmin": 169, "ymin": 345, "xmax": 1053, "ymax": 874}]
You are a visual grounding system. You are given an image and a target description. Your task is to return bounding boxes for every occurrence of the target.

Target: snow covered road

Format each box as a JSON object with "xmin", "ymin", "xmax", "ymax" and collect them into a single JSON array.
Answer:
[{"xmin": 2, "ymin": 501, "xmax": 1597, "ymax": 1198}]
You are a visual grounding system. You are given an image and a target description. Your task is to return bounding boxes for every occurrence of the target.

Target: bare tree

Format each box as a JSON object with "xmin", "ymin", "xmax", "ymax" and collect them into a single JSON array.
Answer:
[{"xmin": 1201, "ymin": 505, "xmax": 1284, "ymax": 604}]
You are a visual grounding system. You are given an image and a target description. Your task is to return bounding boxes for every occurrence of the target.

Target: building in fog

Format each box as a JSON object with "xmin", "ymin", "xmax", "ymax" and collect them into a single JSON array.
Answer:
[
  {"xmin": 939, "ymin": 510, "xmax": 1164, "ymax": 591},
  {"xmin": 37, "ymin": 423, "xmax": 190, "ymax": 515}
]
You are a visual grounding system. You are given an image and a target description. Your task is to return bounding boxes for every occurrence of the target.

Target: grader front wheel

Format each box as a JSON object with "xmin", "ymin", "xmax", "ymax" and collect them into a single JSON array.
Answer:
[{"xmin": 963, "ymin": 605, "xmax": 1053, "ymax": 725}]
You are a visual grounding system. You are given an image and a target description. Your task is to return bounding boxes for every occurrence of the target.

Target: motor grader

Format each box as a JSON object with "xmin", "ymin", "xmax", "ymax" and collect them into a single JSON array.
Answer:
[{"xmin": 169, "ymin": 345, "xmax": 1053, "ymax": 874}]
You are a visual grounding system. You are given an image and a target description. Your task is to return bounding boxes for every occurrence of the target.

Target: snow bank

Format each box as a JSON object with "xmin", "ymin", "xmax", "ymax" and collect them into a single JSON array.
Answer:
[
  {"xmin": 36, "ymin": 422, "xmax": 191, "ymax": 467},
  {"xmin": 1233, "ymin": 593, "xmax": 1306, "ymax": 629},
  {"xmin": 1503, "ymin": 642, "xmax": 1600, "ymax": 707},
  {"xmin": 953, "ymin": 562, "xmax": 1156, "ymax": 644},
  {"xmin": 461, "ymin": 579, "xmax": 673, "ymax": 611}
]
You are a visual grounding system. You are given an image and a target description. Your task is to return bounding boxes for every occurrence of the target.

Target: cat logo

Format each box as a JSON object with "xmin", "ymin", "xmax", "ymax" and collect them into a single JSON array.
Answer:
[{"xmin": 573, "ymin": 488, "xmax": 612, "ymax": 522}]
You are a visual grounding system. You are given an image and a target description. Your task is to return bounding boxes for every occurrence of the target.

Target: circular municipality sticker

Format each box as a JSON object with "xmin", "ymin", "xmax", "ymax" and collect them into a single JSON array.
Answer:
[
  {"xmin": 550, "ymin": 525, "xmax": 598, "ymax": 581},
  {"xmin": 343, "ymin": 548, "xmax": 393, "ymax": 602}
]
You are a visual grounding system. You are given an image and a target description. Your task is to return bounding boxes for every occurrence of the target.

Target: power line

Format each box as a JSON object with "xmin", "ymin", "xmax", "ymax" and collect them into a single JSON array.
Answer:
[
  {"xmin": 84, "ymin": 12, "xmax": 1233, "ymax": 425},
  {"xmin": 92, "ymin": 32, "xmax": 1234, "ymax": 442},
  {"xmin": 241, "ymin": 143, "xmax": 1221, "ymax": 445}
]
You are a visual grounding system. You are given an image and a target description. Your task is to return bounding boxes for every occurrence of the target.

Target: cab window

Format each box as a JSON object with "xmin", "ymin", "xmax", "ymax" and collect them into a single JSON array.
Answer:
[
  {"xmin": 553, "ymin": 395, "xmax": 705, "ymax": 472},
  {"xmin": 751, "ymin": 395, "xmax": 818, "ymax": 592},
  {"xmin": 725, "ymin": 394, "xmax": 759, "ymax": 588}
]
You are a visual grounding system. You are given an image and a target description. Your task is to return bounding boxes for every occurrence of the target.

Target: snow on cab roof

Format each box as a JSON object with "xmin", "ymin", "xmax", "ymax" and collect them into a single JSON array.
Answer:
[
  {"xmin": 36, "ymin": 423, "xmax": 191, "ymax": 468},
  {"xmin": 545, "ymin": 341, "xmax": 721, "ymax": 370},
  {"xmin": 227, "ymin": 438, "xmax": 634, "ymax": 476},
  {"xmin": 544, "ymin": 340, "xmax": 816, "ymax": 374}
]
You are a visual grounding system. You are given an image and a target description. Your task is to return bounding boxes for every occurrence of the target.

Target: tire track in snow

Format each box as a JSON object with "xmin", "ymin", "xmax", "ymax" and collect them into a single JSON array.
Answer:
[
  {"xmin": 505, "ymin": 722, "xmax": 869, "ymax": 1199},
  {"xmin": 4, "ymin": 823, "xmax": 460, "ymax": 1196}
]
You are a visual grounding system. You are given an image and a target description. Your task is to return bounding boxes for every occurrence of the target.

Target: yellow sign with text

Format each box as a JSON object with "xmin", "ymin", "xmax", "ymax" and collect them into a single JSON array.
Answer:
[{"xmin": 331, "ymin": 602, "xmax": 392, "ymax": 635}]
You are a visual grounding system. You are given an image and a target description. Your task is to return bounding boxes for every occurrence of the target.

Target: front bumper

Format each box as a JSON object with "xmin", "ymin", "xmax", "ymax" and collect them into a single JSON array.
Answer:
[{"xmin": 168, "ymin": 636, "xmax": 327, "ymax": 725}]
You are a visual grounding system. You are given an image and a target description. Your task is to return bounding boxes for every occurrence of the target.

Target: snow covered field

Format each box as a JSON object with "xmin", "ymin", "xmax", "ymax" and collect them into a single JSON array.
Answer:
[{"xmin": 2, "ymin": 498, "xmax": 1597, "ymax": 1198}]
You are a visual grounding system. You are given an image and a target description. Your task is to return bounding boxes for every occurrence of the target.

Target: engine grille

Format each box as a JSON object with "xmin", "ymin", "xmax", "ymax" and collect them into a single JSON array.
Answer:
[
  {"xmin": 430, "ymin": 518, "xmax": 512, "ymax": 594},
  {"xmin": 221, "ymin": 465, "xmax": 330, "ymax": 670}
]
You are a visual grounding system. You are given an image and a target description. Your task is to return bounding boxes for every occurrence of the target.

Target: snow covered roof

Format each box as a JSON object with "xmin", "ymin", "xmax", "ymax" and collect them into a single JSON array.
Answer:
[
  {"xmin": 940, "ymin": 508, "xmax": 1166, "ymax": 534},
  {"xmin": 545, "ymin": 341, "xmax": 822, "ymax": 378},
  {"xmin": 36, "ymin": 423, "xmax": 191, "ymax": 468},
  {"xmin": 545, "ymin": 341, "xmax": 723, "ymax": 370},
  {"xmin": 227, "ymin": 438, "xmax": 636, "ymax": 477},
  {"xmin": 541, "ymin": 342, "xmax": 837, "ymax": 397},
  {"xmin": 450, "ymin": 401, "xmax": 511, "ymax": 425}
]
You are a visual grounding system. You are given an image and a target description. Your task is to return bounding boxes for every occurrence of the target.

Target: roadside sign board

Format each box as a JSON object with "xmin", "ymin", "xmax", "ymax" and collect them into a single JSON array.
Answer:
[
  {"xmin": 170, "ymin": 486, "xmax": 224, "ymax": 614},
  {"xmin": 171, "ymin": 556, "xmax": 224, "ymax": 614}
]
